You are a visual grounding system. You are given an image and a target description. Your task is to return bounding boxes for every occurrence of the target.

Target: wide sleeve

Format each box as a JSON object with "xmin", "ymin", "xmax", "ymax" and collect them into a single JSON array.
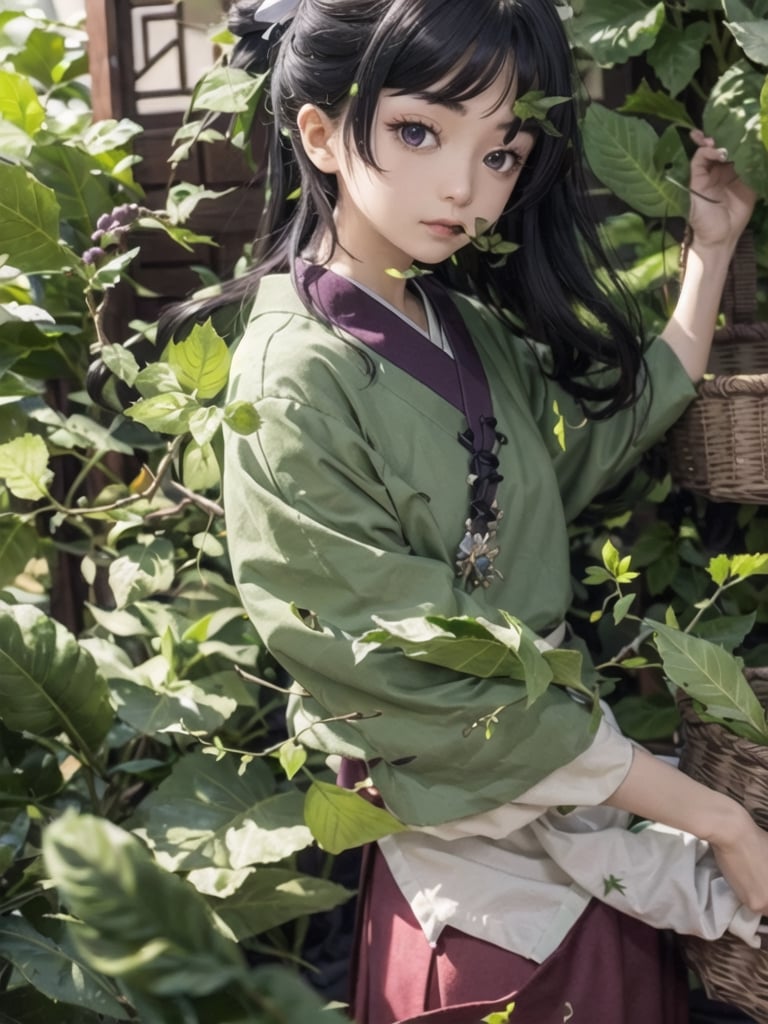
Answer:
[
  {"xmin": 532, "ymin": 340, "xmax": 696, "ymax": 522},
  {"xmin": 223, "ymin": 321, "xmax": 633, "ymax": 826},
  {"xmin": 457, "ymin": 298, "xmax": 697, "ymax": 523}
]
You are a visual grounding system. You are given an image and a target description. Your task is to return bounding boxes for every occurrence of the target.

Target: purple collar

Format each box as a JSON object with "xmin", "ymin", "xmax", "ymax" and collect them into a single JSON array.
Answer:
[
  {"xmin": 295, "ymin": 259, "xmax": 488, "ymax": 432},
  {"xmin": 295, "ymin": 259, "xmax": 506, "ymax": 589}
]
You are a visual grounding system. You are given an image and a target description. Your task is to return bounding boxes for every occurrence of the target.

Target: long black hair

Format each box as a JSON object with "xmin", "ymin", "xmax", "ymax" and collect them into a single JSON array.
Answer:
[{"xmin": 162, "ymin": 0, "xmax": 645, "ymax": 418}]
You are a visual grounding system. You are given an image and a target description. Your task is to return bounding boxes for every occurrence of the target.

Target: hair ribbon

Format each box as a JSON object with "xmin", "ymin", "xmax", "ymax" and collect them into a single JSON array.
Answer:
[{"xmin": 252, "ymin": 0, "xmax": 300, "ymax": 37}]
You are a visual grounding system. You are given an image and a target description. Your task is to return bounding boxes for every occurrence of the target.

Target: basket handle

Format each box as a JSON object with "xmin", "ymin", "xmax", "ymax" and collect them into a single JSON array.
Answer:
[
  {"xmin": 698, "ymin": 372, "xmax": 768, "ymax": 397},
  {"xmin": 719, "ymin": 229, "xmax": 757, "ymax": 326}
]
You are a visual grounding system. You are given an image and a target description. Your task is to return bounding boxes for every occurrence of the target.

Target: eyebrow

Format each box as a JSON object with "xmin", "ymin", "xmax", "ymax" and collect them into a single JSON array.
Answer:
[{"xmin": 410, "ymin": 92, "xmax": 522, "ymax": 136}]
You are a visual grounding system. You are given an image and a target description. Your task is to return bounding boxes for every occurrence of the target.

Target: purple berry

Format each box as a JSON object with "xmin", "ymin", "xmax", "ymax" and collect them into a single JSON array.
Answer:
[
  {"xmin": 82, "ymin": 246, "xmax": 105, "ymax": 265},
  {"xmin": 110, "ymin": 203, "xmax": 140, "ymax": 227}
]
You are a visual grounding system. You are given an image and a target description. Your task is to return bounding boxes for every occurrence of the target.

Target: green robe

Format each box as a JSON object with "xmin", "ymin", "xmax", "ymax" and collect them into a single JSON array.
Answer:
[{"xmin": 223, "ymin": 270, "xmax": 695, "ymax": 825}]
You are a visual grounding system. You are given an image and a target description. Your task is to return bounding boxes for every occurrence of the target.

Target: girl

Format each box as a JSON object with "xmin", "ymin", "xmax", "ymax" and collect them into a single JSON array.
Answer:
[{"xmin": 192, "ymin": 0, "xmax": 767, "ymax": 1020}]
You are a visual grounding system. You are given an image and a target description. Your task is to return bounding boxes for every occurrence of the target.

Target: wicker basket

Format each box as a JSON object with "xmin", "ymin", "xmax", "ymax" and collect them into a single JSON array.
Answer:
[
  {"xmin": 667, "ymin": 231, "xmax": 768, "ymax": 503},
  {"xmin": 676, "ymin": 672, "xmax": 768, "ymax": 1021}
]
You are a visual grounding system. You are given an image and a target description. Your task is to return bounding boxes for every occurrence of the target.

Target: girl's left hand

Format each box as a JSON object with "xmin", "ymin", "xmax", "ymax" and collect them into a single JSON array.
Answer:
[{"xmin": 687, "ymin": 127, "xmax": 757, "ymax": 251}]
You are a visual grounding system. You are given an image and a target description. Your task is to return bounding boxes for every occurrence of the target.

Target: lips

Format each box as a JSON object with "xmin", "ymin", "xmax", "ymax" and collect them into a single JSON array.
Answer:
[{"xmin": 422, "ymin": 220, "xmax": 465, "ymax": 237}]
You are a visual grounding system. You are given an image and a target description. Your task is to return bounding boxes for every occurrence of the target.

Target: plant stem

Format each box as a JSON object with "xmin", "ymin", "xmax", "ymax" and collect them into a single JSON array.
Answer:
[
  {"xmin": 707, "ymin": 10, "xmax": 729, "ymax": 74},
  {"xmin": 54, "ymin": 436, "xmax": 183, "ymax": 518},
  {"xmin": 683, "ymin": 582, "xmax": 727, "ymax": 634},
  {"xmin": 62, "ymin": 448, "xmax": 111, "ymax": 508},
  {"xmin": 85, "ymin": 289, "xmax": 111, "ymax": 349}
]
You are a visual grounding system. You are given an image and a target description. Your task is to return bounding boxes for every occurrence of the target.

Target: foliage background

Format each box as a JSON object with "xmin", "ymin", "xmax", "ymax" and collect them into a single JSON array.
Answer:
[{"xmin": 0, "ymin": 0, "xmax": 766, "ymax": 1020}]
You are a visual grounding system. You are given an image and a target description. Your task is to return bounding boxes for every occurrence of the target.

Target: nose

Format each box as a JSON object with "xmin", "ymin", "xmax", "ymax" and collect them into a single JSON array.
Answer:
[{"xmin": 440, "ymin": 163, "xmax": 474, "ymax": 207}]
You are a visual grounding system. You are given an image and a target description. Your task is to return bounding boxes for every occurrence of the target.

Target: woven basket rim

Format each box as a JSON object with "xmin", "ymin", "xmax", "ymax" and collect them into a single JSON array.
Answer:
[
  {"xmin": 676, "ymin": 693, "xmax": 768, "ymax": 765},
  {"xmin": 695, "ymin": 373, "xmax": 768, "ymax": 397}
]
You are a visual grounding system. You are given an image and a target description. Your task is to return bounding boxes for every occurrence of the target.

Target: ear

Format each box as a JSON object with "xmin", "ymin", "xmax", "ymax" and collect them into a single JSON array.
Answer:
[{"xmin": 297, "ymin": 103, "xmax": 340, "ymax": 174}]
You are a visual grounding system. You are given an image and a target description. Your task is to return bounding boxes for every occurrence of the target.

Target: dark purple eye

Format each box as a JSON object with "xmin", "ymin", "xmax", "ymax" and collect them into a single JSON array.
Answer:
[
  {"xmin": 484, "ymin": 150, "xmax": 518, "ymax": 172},
  {"xmin": 400, "ymin": 123, "xmax": 429, "ymax": 147}
]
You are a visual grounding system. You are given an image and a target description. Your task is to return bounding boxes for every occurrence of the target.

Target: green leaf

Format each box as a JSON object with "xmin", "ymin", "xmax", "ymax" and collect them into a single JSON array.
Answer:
[
  {"xmin": 124, "ymin": 391, "xmax": 197, "ymax": 434},
  {"xmin": 0, "ymin": 11, "xmax": 25, "ymax": 30},
  {"xmin": 82, "ymin": 117, "xmax": 143, "ymax": 155},
  {"xmin": 0, "ymin": 163, "xmax": 71, "ymax": 272},
  {"xmin": 170, "ymin": 123, "xmax": 227, "ymax": 165},
  {"xmin": 110, "ymin": 673, "xmax": 237, "ymax": 737},
  {"xmin": 602, "ymin": 538, "xmax": 621, "ymax": 575},
  {"xmin": 690, "ymin": 613, "xmax": 755, "ymax": 653},
  {"xmin": 513, "ymin": 90, "xmax": 570, "ymax": 135},
  {"xmin": 553, "ymin": 400, "xmax": 566, "ymax": 451},
  {"xmin": 665, "ymin": 605, "xmax": 680, "ymax": 628},
  {"xmin": 278, "ymin": 738, "xmax": 307, "ymax": 780},
  {"xmin": 0, "ymin": 917, "xmax": 129, "ymax": 1019},
  {"xmin": 0, "ymin": 432, "xmax": 53, "ymax": 500},
  {"xmin": 182, "ymin": 440, "xmax": 221, "ymax": 491},
  {"xmin": 729, "ymin": 553, "xmax": 768, "ymax": 579},
  {"xmin": 0, "ymin": 68, "xmax": 45, "ymax": 134},
  {"xmin": 304, "ymin": 780, "xmax": 406, "ymax": 854},
  {"xmin": 0, "ymin": 808, "xmax": 28, "ymax": 874},
  {"xmin": 99, "ymin": 342, "xmax": 141, "ymax": 387},
  {"xmin": 646, "ymin": 22, "xmax": 710, "ymax": 98},
  {"xmin": 704, "ymin": 62, "xmax": 768, "ymax": 198},
  {"xmin": 0, "ymin": 516, "xmax": 38, "ymax": 588},
  {"xmin": 603, "ymin": 873, "xmax": 627, "ymax": 896},
  {"xmin": 225, "ymin": 790, "xmax": 313, "ymax": 869},
  {"xmin": 29, "ymin": 145, "xmax": 116, "ymax": 242},
  {"xmin": 108, "ymin": 537, "xmax": 176, "ymax": 608},
  {"xmin": 0, "ymin": 116, "xmax": 33, "ymax": 158},
  {"xmin": 188, "ymin": 404, "xmax": 224, "ymax": 447},
  {"xmin": 166, "ymin": 319, "xmax": 231, "ymax": 400},
  {"xmin": 224, "ymin": 399, "xmax": 261, "ymax": 435},
  {"xmin": 613, "ymin": 592, "xmax": 636, "ymax": 625},
  {"xmin": 612, "ymin": 693, "xmax": 678, "ymax": 741},
  {"xmin": 541, "ymin": 647, "xmax": 583, "ymax": 688},
  {"xmin": 136, "ymin": 751, "xmax": 310, "ymax": 871},
  {"xmin": 385, "ymin": 265, "xmax": 433, "ymax": 279},
  {"xmin": 647, "ymin": 619, "xmax": 768, "ymax": 743},
  {"xmin": 569, "ymin": 0, "xmax": 665, "ymax": 65},
  {"xmin": 134, "ymin": 361, "xmax": 181, "ymax": 397},
  {"xmin": 359, "ymin": 614, "xmax": 523, "ymax": 677},
  {"xmin": 762, "ymin": 75, "xmax": 768, "ymax": 150},
  {"xmin": 582, "ymin": 565, "xmax": 614, "ymax": 586},
  {"xmin": 191, "ymin": 65, "xmax": 265, "ymax": 114},
  {"xmin": 136, "ymin": 215, "xmax": 215, "ymax": 253},
  {"xmin": 166, "ymin": 183, "xmax": 236, "ymax": 226},
  {"xmin": 0, "ymin": 602, "xmax": 114, "ymax": 752},
  {"xmin": 723, "ymin": 0, "xmax": 768, "ymax": 64},
  {"xmin": 43, "ymin": 811, "xmax": 245, "ymax": 998},
  {"xmin": 92, "ymin": 246, "xmax": 141, "ymax": 290},
  {"xmin": 582, "ymin": 104, "xmax": 688, "ymax": 218},
  {"xmin": 619, "ymin": 80, "xmax": 695, "ymax": 128},
  {"xmin": 239, "ymin": 965, "xmax": 349, "ymax": 1024},
  {"xmin": 482, "ymin": 1002, "xmax": 516, "ymax": 1023},
  {"xmin": 9, "ymin": 27, "xmax": 65, "ymax": 87},
  {"xmin": 47, "ymin": 413, "xmax": 133, "ymax": 455},
  {"xmin": 194, "ymin": 866, "xmax": 352, "ymax": 939},
  {"xmin": 707, "ymin": 553, "xmax": 730, "ymax": 586}
]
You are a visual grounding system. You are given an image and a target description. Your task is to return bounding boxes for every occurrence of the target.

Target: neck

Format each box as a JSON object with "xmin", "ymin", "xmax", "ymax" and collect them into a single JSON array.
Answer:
[
  {"xmin": 328, "ymin": 252, "xmax": 409, "ymax": 307},
  {"xmin": 308, "ymin": 240, "xmax": 428, "ymax": 332}
]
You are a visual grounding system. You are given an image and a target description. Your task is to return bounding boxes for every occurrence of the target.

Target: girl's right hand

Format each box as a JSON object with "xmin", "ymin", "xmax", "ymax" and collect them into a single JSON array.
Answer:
[
  {"xmin": 709, "ymin": 808, "xmax": 768, "ymax": 915},
  {"xmin": 604, "ymin": 744, "xmax": 768, "ymax": 914}
]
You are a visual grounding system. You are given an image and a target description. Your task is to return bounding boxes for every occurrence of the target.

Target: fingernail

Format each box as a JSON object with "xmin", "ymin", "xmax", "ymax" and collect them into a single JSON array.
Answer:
[{"xmin": 717, "ymin": 147, "xmax": 729, "ymax": 161}]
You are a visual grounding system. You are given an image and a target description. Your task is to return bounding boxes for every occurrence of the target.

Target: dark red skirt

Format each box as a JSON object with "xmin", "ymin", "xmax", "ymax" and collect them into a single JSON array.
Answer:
[{"xmin": 350, "ymin": 845, "xmax": 689, "ymax": 1024}]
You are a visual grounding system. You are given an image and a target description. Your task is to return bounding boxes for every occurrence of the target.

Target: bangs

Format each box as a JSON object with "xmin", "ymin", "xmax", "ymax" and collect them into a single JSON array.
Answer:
[
  {"xmin": 348, "ymin": 0, "xmax": 574, "ymax": 160},
  {"xmin": 385, "ymin": 8, "xmax": 521, "ymax": 107}
]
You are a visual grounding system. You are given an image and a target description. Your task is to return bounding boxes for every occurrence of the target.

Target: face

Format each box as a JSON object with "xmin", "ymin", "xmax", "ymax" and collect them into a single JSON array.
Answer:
[{"xmin": 322, "ymin": 71, "xmax": 536, "ymax": 280}]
